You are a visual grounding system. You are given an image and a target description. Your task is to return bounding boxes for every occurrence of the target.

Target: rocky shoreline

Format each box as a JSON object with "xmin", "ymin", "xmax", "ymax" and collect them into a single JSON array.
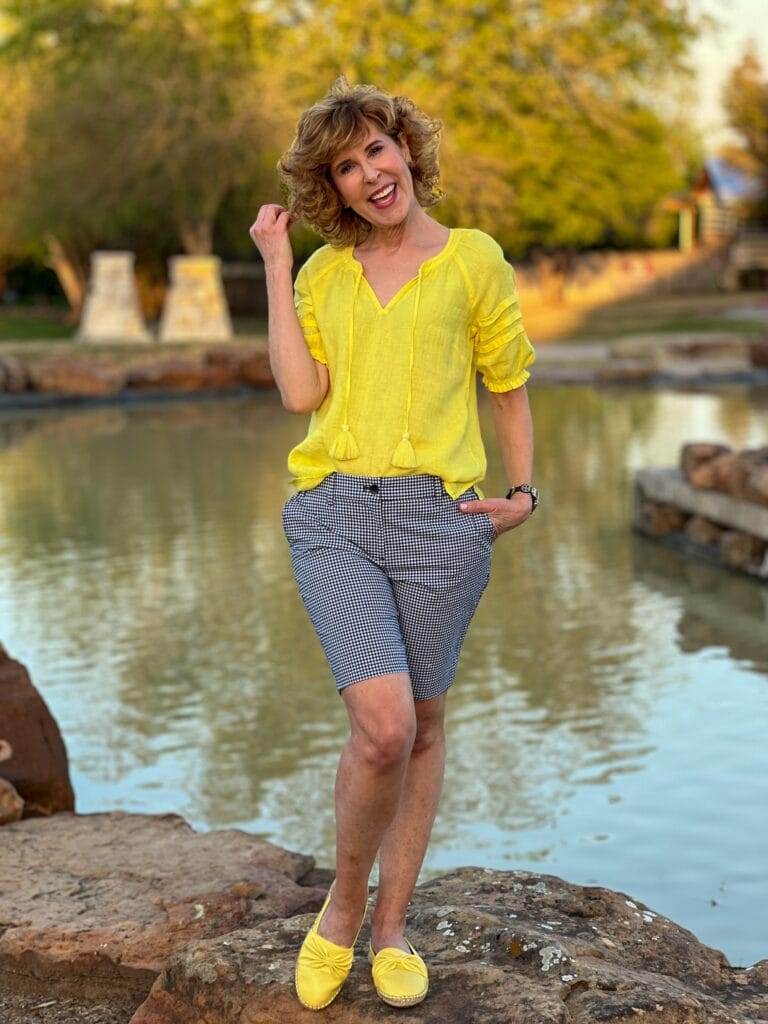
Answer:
[
  {"xmin": 0, "ymin": 333, "xmax": 767, "ymax": 410},
  {"xmin": 0, "ymin": 342, "xmax": 273, "ymax": 409},
  {"xmin": 2, "ymin": 647, "xmax": 767, "ymax": 1023}
]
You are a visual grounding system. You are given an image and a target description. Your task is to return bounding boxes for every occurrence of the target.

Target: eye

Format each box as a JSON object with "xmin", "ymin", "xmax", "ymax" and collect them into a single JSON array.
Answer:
[{"xmin": 338, "ymin": 143, "xmax": 384, "ymax": 175}]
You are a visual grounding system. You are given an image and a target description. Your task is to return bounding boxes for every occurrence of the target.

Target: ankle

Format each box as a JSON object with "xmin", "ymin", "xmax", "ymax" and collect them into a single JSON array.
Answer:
[
  {"xmin": 371, "ymin": 914, "xmax": 407, "ymax": 935},
  {"xmin": 329, "ymin": 879, "xmax": 369, "ymax": 916}
]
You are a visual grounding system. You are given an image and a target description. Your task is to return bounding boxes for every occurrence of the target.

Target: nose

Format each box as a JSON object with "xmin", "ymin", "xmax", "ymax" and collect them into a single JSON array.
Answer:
[{"xmin": 361, "ymin": 160, "xmax": 380, "ymax": 183}]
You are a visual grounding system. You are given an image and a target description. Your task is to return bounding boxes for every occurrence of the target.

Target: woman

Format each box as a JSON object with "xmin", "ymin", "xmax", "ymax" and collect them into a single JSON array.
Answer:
[{"xmin": 249, "ymin": 76, "xmax": 538, "ymax": 1011}]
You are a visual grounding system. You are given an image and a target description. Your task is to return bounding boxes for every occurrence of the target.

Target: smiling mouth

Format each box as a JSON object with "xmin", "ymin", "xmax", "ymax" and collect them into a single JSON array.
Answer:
[{"xmin": 369, "ymin": 183, "xmax": 397, "ymax": 207}]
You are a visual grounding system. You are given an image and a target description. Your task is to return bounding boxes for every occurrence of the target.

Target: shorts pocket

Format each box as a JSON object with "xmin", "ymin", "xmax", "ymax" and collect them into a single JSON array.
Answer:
[{"xmin": 457, "ymin": 489, "xmax": 497, "ymax": 545}]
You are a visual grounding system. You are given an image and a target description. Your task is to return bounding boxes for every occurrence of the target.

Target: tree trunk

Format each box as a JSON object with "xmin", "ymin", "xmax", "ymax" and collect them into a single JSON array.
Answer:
[
  {"xmin": 178, "ymin": 219, "xmax": 213, "ymax": 255},
  {"xmin": 45, "ymin": 234, "xmax": 88, "ymax": 319}
]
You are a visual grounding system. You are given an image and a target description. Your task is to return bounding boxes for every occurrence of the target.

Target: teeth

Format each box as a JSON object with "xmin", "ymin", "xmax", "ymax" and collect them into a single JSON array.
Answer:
[{"xmin": 371, "ymin": 183, "xmax": 395, "ymax": 201}]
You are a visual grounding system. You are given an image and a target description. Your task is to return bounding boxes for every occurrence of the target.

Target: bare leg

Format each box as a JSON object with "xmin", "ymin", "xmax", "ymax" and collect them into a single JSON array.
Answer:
[
  {"xmin": 370, "ymin": 692, "xmax": 447, "ymax": 953},
  {"xmin": 316, "ymin": 672, "xmax": 417, "ymax": 947}
]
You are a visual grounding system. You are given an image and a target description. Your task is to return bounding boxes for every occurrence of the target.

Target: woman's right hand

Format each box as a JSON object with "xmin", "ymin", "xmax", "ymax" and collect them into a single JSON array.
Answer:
[{"xmin": 249, "ymin": 204, "xmax": 295, "ymax": 271}]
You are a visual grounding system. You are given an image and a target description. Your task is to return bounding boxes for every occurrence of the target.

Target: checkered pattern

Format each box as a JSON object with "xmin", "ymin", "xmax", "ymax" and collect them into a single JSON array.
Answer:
[{"xmin": 281, "ymin": 472, "xmax": 496, "ymax": 701}]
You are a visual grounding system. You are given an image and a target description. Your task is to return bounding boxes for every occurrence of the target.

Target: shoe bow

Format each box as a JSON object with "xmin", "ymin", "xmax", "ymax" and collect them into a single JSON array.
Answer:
[
  {"xmin": 302, "ymin": 931, "xmax": 354, "ymax": 975},
  {"xmin": 371, "ymin": 947, "xmax": 428, "ymax": 979}
]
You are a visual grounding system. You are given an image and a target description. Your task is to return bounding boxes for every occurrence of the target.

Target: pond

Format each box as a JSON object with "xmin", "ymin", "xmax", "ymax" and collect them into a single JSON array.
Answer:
[{"xmin": 0, "ymin": 384, "xmax": 766, "ymax": 968}]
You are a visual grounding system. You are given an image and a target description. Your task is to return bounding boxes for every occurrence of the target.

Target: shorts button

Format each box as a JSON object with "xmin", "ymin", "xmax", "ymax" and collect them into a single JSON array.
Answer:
[{"xmin": 364, "ymin": 483, "xmax": 379, "ymax": 492}]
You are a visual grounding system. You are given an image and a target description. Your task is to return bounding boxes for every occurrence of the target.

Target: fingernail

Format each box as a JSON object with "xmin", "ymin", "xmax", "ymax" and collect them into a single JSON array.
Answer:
[{"xmin": 459, "ymin": 503, "xmax": 467, "ymax": 510}]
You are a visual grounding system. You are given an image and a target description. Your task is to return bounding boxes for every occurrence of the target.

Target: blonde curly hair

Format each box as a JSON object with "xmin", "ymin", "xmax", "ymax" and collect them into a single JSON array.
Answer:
[{"xmin": 277, "ymin": 75, "xmax": 445, "ymax": 249}]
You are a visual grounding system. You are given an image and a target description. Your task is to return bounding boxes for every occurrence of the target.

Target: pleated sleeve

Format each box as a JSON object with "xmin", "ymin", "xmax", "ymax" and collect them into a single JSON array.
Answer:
[
  {"xmin": 471, "ymin": 246, "xmax": 535, "ymax": 392},
  {"xmin": 293, "ymin": 262, "xmax": 328, "ymax": 365}
]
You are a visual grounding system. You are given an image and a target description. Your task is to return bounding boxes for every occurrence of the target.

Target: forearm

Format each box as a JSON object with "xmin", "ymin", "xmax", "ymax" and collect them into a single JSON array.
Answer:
[
  {"xmin": 265, "ymin": 263, "xmax": 325, "ymax": 414},
  {"xmin": 488, "ymin": 385, "xmax": 534, "ymax": 486}
]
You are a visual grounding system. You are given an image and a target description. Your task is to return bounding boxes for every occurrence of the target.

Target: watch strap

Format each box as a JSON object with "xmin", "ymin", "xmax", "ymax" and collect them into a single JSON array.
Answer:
[{"xmin": 506, "ymin": 483, "xmax": 538, "ymax": 511}]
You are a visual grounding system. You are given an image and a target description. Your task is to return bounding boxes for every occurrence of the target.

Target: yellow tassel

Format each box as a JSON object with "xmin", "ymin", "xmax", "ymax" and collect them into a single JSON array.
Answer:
[
  {"xmin": 390, "ymin": 434, "xmax": 417, "ymax": 468},
  {"xmin": 329, "ymin": 424, "xmax": 360, "ymax": 460}
]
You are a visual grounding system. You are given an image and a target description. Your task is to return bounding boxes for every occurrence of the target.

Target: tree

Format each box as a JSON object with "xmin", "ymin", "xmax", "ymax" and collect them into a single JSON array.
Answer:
[
  {"xmin": 0, "ymin": 0, "xmax": 285, "ymax": 312},
  {"xmin": 721, "ymin": 44, "xmax": 768, "ymax": 223},
  {"xmin": 274, "ymin": 0, "xmax": 704, "ymax": 255}
]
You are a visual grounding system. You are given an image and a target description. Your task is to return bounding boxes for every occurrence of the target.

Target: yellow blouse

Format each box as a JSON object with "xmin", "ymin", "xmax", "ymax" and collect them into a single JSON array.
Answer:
[{"xmin": 286, "ymin": 226, "xmax": 535, "ymax": 500}]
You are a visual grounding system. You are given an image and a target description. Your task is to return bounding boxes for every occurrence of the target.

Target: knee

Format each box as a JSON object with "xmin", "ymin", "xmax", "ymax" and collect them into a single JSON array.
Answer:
[
  {"xmin": 355, "ymin": 719, "xmax": 416, "ymax": 771},
  {"xmin": 412, "ymin": 717, "xmax": 445, "ymax": 755}
]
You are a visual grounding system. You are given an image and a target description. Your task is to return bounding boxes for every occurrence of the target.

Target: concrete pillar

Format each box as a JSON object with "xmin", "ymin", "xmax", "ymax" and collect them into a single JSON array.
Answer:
[
  {"xmin": 158, "ymin": 255, "xmax": 233, "ymax": 343},
  {"xmin": 77, "ymin": 251, "xmax": 151, "ymax": 343}
]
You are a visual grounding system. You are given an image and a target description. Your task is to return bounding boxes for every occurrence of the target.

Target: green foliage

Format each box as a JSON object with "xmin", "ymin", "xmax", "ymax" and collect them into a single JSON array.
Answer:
[
  {"xmin": 721, "ymin": 45, "xmax": 768, "ymax": 223},
  {"xmin": 0, "ymin": 0, "xmax": 706, "ymax": 301}
]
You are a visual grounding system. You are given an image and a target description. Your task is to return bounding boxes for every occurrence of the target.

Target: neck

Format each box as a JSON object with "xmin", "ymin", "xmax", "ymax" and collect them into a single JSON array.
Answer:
[{"xmin": 363, "ymin": 204, "xmax": 435, "ymax": 253}]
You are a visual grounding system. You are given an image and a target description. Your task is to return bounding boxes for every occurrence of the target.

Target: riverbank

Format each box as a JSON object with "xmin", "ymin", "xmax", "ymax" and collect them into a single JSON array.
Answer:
[{"xmin": 1, "ymin": 333, "xmax": 767, "ymax": 411}]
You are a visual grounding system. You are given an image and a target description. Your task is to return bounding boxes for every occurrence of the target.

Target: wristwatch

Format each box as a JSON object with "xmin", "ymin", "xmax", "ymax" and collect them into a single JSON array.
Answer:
[{"xmin": 506, "ymin": 483, "xmax": 539, "ymax": 513}]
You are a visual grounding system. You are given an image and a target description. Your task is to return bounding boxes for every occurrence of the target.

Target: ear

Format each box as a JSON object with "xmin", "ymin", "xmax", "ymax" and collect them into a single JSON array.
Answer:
[{"xmin": 397, "ymin": 131, "xmax": 413, "ymax": 166}]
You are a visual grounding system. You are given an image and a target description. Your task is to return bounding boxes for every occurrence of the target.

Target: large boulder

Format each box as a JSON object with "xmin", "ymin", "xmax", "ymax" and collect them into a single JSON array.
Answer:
[
  {"xmin": 131, "ymin": 867, "xmax": 768, "ymax": 1024},
  {"xmin": 0, "ymin": 812, "xmax": 318, "ymax": 1014},
  {"xmin": 0, "ymin": 644, "xmax": 74, "ymax": 817}
]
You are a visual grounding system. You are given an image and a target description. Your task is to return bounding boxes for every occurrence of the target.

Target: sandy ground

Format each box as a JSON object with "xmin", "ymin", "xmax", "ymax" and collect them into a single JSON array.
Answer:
[{"xmin": 0, "ymin": 992, "xmax": 132, "ymax": 1024}]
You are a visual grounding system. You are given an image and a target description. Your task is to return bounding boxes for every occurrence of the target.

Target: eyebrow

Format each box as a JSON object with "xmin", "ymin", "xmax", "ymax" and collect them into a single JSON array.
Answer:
[{"xmin": 333, "ymin": 139, "xmax": 382, "ymax": 171}]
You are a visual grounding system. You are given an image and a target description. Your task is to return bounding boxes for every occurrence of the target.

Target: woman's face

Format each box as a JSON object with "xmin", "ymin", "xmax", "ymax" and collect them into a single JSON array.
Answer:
[{"xmin": 329, "ymin": 120, "xmax": 415, "ymax": 228}]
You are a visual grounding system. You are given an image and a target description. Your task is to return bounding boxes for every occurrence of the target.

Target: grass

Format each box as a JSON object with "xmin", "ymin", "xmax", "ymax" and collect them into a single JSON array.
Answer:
[{"xmin": 0, "ymin": 309, "xmax": 75, "ymax": 341}]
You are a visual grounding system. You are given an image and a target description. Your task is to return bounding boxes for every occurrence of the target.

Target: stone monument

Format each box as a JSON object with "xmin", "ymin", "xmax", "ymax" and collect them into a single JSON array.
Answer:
[
  {"xmin": 77, "ymin": 251, "xmax": 151, "ymax": 343},
  {"xmin": 158, "ymin": 255, "xmax": 233, "ymax": 343}
]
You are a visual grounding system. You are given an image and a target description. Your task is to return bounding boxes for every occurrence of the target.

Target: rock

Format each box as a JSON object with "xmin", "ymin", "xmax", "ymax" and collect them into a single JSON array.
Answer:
[
  {"xmin": 0, "ymin": 811, "xmax": 317, "ymax": 1011},
  {"xmin": 594, "ymin": 360, "xmax": 654, "ymax": 383},
  {"xmin": 680, "ymin": 442, "xmax": 731, "ymax": 484},
  {"xmin": 0, "ymin": 777, "xmax": 24, "ymax": 824},
  {"xmin": 689, "ymin": 449, "xmax": 768, "ymax": 503},
  {"xmin": 652, "ymin": 338, "xmax": 753, "ymax": 376},
  {"xmin": 749, "ymin": 338, "xmax": 768, "ymax": 368},
  {"xmin": 746, "ymin": 464, "xmax": 768, "ymax": 506},
  {"xmin": 27, "ymin": 358, "xmax": 126, "ymax": 396},
  {"xmin": 720, "ymin": 531, "xmax": 768, "ymax": 574},
  {"xmin": 0, "ymin": 644, "xmax": 74, "ymax": 818},
  {"xmin": 0, "ymin": 355, "xmax": 30, "ymax": 393},
  {"xmin": 125, "ymin": 359, "xmax": 238, "ymax": 391},
  {"xmin": 684, "ymin": 515, "xmax": 723, "ymax": 546},
  {"xmin": 130, "ymin": 867, "xmax": 768, "ymax": 1024},
  {"xmin": 203, "ymin": 344, "xmax": 273, "ymax": 388},
  {"xmin": 636, "ymin": 498, "xmax": 688, "ymax": 536}
]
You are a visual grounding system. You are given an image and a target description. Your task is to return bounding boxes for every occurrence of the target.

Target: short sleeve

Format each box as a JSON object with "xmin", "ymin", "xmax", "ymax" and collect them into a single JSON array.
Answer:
[
  {"xmin": 471, "ymin": 248, "xmax": 535, "ymax": 392},
  {"xmin": 294, "ymin": 262, "xmax": 328, "ymax": 365}
]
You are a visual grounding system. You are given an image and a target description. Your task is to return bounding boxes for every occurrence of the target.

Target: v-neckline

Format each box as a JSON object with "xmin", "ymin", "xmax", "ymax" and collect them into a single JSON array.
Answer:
[{"xmin": 347, "ymin": 228, "xmax": 457, "ymax": 314}]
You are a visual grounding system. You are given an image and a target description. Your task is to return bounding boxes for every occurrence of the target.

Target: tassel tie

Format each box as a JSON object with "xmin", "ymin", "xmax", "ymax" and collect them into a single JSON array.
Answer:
[
  {"xmin": 329, "ymin": 260, "xmax": 424, "ymax": 471},
  {"xmin": 389, "ymin": 270, "xmax": 421, "ymax": 469},
  {"xmin": 329, "ymin": 267, "xmax": 362, "ymax": 461}
]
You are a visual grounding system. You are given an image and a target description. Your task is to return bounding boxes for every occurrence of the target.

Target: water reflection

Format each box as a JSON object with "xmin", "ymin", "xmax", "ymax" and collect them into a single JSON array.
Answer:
[
  {"xmin": 0, "ymin": 386, "xmax": 766, "ymax": 967},
  {"xmin": 633, "ymin": 537, "xmax": 768, "ymax": 675}
]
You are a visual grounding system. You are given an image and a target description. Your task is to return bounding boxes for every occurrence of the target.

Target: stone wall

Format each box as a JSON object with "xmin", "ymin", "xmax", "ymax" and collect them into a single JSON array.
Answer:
[{"xmin": 634, "ymin": 444, "xmax": 768, "ymax": 581}]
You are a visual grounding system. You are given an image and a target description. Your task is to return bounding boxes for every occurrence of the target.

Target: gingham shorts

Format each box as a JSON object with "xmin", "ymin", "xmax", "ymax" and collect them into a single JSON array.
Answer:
[{"xmin": 281, "ymin": 472, "xmax": 497, "ymax": 701}]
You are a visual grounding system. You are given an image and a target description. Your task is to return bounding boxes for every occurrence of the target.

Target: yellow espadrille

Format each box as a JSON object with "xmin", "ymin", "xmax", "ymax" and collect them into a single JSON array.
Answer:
[
  {"xmin": 294, "ymin": 881, "xmax": 367, "ymax": 1011},
  {"xmin": 367, "ymin": 938, "xmax": 429, "ymax": 1007}
]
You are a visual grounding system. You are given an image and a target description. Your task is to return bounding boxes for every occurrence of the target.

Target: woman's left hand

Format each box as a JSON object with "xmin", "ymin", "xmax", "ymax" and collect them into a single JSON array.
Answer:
[{"xmin": 459, "ymin": 492, "xmax": 533, "ymax": 538}]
